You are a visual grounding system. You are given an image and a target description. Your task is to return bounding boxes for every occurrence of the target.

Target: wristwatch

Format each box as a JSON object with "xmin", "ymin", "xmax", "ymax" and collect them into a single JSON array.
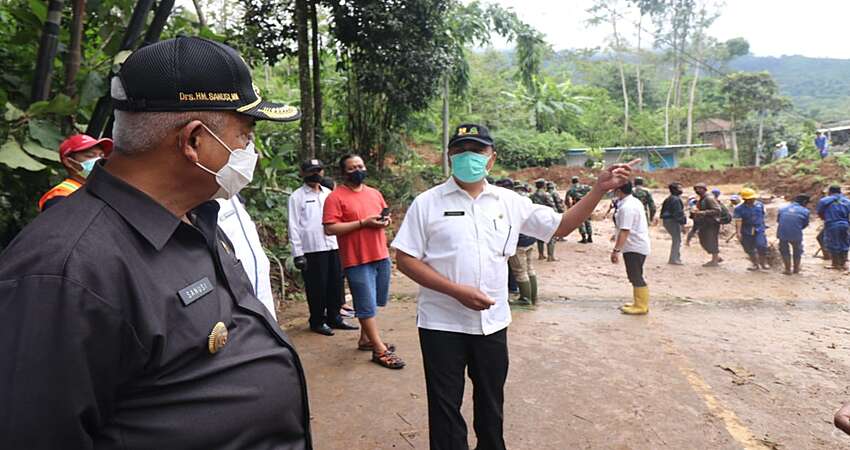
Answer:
[{"xmin": 612, "ymin": 248, "xmax": 622, "ymax": 253}]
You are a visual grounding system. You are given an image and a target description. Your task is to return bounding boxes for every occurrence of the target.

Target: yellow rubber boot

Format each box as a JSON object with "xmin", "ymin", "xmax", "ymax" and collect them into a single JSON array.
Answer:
[
  {"xmin": 621, "ymin": 286, "xmax": 649, "ymax": 315},
  {"xmin": 619, "ymin": 288, "xmax": 636, "ymax": 310}
]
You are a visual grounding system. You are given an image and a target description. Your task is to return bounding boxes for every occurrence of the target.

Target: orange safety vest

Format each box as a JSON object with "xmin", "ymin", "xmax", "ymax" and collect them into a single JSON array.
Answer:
[{"xmin": 38, "ymin": 178, "xmax": 82, "ymax": 211}]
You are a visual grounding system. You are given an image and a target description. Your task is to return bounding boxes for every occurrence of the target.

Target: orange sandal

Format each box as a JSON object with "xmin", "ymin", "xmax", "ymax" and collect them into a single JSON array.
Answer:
[{"xmin": 372, "ymin": 350, "xmax": 405, "ymax": 369}]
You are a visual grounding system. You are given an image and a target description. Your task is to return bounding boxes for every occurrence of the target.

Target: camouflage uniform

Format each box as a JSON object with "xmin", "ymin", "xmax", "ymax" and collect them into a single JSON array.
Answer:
[
  {"xmin": 547, "ymin": 182, "xmax": 566, "ymax": 213},
  {"xmin": 531, "ymin": 181, "xmax": 558, "ymax": 260},
  {"xmin": 568, "ymin": 181, "xmax": 593, "ymax": 243},
  {"xmin": 632, "ymin": 186, "xmax": 657, "ymax": 222}
]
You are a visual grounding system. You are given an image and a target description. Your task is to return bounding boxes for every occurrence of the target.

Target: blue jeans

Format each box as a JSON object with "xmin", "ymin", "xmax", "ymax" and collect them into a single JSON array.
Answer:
[{"xmin": 345, "ymin": 258, "xmax": 391, "ymax": 319}]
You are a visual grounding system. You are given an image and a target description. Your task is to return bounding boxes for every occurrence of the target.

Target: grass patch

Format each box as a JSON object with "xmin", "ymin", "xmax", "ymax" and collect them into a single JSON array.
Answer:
[{"xmin": 678, "ymin": 148, "xmax": 733, "ymax": 170}]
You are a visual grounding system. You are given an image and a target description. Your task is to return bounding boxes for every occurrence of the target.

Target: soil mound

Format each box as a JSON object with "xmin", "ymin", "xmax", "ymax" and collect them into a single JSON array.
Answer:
[{"xmin": 510, "ymin": 157, "xmax": 850, "ymax": 206}]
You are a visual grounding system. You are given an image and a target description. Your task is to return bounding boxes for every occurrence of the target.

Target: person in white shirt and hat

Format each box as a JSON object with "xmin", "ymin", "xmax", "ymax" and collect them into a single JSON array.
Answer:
[
  {"xmin": 391, "ymin": 123, "xmax": 635, "ymax": 450},
  {"xmin": 288, "ymin": 158, "xmax": 358, "ymax": 336}
]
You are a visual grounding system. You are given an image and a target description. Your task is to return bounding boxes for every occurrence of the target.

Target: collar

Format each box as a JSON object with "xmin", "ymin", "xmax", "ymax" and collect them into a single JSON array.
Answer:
[
  {"xmin": 86, "ymin": 161, "xmax": 183, "ymax": 251},
  {"xmin": 301, "ymin": 184, "xmax": 330, "ymax": 195},
  {"xmin": 440, "ymin": 177, "xmax": 499, "ymax": 199}
]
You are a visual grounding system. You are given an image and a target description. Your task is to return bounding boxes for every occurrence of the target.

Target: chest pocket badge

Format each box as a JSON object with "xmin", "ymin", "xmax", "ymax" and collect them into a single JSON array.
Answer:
[{"xmin": 208, "ymin": 321, "xmax": 229, "ymax": 354}]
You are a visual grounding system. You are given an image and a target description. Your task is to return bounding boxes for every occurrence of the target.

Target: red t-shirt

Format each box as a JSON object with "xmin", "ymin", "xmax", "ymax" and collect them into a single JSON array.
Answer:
[{"xmin": 322, "ymin": 184, "xmax": 389, "ymax": 269}]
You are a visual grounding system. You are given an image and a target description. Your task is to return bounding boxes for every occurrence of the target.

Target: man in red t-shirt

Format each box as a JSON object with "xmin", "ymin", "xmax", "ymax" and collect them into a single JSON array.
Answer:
[{"xmin": 323, "ymin": 154, "xmax": 405, "ymax": 370}]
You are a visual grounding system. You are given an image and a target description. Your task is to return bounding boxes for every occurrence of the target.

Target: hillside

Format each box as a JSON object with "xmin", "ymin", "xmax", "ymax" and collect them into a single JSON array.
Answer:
[{"xmin": 729, "ymin": 55, "xmax": 850, "ymax": 122}]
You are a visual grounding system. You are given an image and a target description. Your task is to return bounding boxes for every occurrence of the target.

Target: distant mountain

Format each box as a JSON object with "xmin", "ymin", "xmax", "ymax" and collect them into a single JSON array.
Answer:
[{"xmin": 729, "ymin": 55, "xmax": 850, "ymax": 122}]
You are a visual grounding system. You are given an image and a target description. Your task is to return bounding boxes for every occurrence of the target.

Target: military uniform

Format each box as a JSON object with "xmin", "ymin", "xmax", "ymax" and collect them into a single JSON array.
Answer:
[
  {"xmin": 547, "ymin": 183, "xmax": 566, "ymax": 213},
  {"xmin": 531, "ymin": 185, "xmax": 558, "ymax": 260},
  {"xmin": 632, "ymin": 186, "xmax": 656, "ymax": 222},
  {"xmin": 568, "ymin": 182, "xmax": 594, "ymax": 243}
]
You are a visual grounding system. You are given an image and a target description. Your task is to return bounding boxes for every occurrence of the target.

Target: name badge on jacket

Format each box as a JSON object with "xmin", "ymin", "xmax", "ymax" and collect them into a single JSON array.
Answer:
[{"xmin": 178, "ymin": 277, "xmax": 215, "ymax": 306}]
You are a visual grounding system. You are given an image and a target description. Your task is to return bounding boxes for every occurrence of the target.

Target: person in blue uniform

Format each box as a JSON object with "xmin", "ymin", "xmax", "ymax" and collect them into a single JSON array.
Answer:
[
  {"xmin": 777, "ymin": 195, "xmax": 811, "ymax": 275},
  {"xmin": 733, "ymin": 188, "xmax": 769, "ymax": 271},
  {"xmin": 817, "ymin": 185, "xmax": 850, "ymax": 270}
]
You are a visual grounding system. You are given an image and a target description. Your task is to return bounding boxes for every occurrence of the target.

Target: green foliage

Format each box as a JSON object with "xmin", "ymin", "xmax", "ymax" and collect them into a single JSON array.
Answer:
[
  {"xmin": 493, "ymin": 128, "xmax": 584, "ymax": 169},
  {"xmin": 678, "ymin": 148, "xmax": 733, "ymax": 170},
  {"xmin": 730, "ymin": 55, "xmax": 850, "ymax": 121}
]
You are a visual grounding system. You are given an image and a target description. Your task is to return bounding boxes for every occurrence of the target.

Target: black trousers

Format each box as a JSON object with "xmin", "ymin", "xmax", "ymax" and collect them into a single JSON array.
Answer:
[
  {"xmin": 419, "ymin": 327, "xmax": 508, "ymax": 450},
  {"xmin": 623, "ymin": 252, "xmax": 647, "ymax": 287},
  {"xmin": 302, "ymin": 250, "xmax": 344, "ymax": 328}
]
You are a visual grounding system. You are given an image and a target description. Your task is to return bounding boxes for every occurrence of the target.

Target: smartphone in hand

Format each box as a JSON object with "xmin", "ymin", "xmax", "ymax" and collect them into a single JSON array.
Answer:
[{"xmin": 380, "ymin": 207, "xmax": 390, "ymax": 220}]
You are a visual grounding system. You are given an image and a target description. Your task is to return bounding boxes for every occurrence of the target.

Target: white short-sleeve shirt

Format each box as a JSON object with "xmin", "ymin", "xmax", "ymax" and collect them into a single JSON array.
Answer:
[
  {"xmin": 391, "ymin": 178, "xmax": 561, "ymax": 335},
  {"xmin": 614, "ymin": 194, "xmax": 651, "ymax": 256},
  {"xmin": 217, "ymin": 197, "xmax": 276, "ymax": 318}
]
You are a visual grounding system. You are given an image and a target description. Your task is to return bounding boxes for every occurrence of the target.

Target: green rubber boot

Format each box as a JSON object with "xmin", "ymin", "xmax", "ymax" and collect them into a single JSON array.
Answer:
[
  {"xmin": 514, "ymin": 281, "xmax": 533, "ymax": 306},
  {"xmin": 529, "ymin": 275, "xmax": 539, "ymax": 305}
]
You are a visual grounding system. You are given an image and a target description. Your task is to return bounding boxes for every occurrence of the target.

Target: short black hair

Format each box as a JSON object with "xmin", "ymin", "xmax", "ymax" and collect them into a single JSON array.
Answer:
[
  {"xmin": 829, "ymin": 185, "xmax": 841, "ymax": 195},
  {"xmin": 617, "ymin": 181, "xmax": 634, "ymax": 195},
  {"xmin": 794, "ymin": 194, "xmax": 810, "ymax": 205},
  {"xmin": 668, "ymin": 182, "xmax": 682, "ymax": 193},
  {"xmin": 338, "ymin": 153, "xmax": 361, "ymax": 172},
  {"xmin": 535, "ymin": 180, "xmax": 546, "ymax": 188},
  {"xmin": 634, "ymin": 177, "xmax": 645, "ymax": 186}
]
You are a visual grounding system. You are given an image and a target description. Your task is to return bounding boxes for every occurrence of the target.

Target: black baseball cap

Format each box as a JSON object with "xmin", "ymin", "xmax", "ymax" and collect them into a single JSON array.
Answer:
[
  {"xmin": 448, "ymin": 123, "xmax": 494, "ymax": 147},
  {"xmin": 112, "ymin": 36, "xmax": 300, "ymax": 122},
  {"xmin": 300, "ymin": 158, "xmax": 324, "ymax": 172}
]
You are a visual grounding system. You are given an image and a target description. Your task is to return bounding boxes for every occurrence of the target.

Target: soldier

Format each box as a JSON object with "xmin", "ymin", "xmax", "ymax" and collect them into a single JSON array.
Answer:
[
  {"xmin": 531, "ymin": 178, "xmax": 558, "ymax": 261},
  {"xmin": 547, "ymin": 181, "xmax": 566, "ymax": 213},
  {"xmin": 632, "ymin": 176, "xmax": 657, "ymax": 223},
  {"xmin": 547, "ymin": 181, "xmax": 566, "ymax": 243},
  {"xmin": 568, "ymin": 176, "xmax": 594, "ymax": 243}
]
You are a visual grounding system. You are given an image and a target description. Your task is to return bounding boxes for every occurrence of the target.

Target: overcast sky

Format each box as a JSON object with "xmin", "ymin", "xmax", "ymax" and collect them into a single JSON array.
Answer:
[{"xmin": 483, "ymin": 0, "xmax": 849, "ymax": 59}]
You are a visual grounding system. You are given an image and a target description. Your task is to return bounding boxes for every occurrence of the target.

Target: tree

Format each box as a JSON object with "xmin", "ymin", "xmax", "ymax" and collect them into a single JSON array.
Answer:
[
  {"xmin": 720, "ymin": 71, "xmax": 787, "ymax": 166},
  {"xmin": 309, "ymin": 0, "xmax": 322, "ymax": 154},
  {"xmin": 588, "ymin": 0, "xmax": 631, "ymax": 140},
  {"xmin": 683, "ymin": 2, "xmax": 718, "ymax": 154},
  {"xmin": 329, "ymin": 0, "xmax": 453, "ymax": 169},
  {"xmin": 294, "ymin": 0, "xmax": 315, "ymax": 159},
  {"xmin": 437, "ymin": 1, "xmax": 542, "ymax": 174}
]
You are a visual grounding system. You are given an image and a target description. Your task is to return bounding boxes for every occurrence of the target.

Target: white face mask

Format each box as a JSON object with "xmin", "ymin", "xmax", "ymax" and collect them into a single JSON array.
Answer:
[{"xmin": 195, "ymin": 124, "xmax": 258, "ymax": 200}]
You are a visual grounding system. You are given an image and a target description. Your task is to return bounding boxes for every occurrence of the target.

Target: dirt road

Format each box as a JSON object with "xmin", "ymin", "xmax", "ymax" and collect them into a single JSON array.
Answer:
[{"xmin": 279, "ymin": 188, "xmax": 850, "ymax": 449}]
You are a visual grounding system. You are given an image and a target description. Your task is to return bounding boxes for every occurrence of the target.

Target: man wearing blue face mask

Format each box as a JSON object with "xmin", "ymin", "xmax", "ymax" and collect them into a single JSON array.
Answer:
[
  {"xmin": 38, "ymin": 134, "xmax": 113, "ymax": 211},
  {"xmin": 392, "ymin": 123, "xmax": 636, "ymax": 450}
]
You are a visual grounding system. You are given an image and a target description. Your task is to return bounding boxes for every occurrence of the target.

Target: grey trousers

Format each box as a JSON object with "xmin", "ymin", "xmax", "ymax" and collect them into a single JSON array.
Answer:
[{"xmin": 663, "ymin": 219, "xmax": 683, "ymax": 264}]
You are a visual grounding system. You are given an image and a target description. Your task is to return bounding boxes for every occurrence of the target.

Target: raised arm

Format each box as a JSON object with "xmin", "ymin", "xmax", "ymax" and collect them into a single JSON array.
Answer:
[{"xmin": 553, "ymin": 160, "xmax": 637, "ymax": 237}]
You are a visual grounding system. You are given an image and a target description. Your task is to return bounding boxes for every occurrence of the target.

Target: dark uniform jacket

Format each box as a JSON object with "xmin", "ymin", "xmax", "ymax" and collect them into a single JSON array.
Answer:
[{"xmin": 0, "ymin": 163, "xmax": 311, "ymax": 449}]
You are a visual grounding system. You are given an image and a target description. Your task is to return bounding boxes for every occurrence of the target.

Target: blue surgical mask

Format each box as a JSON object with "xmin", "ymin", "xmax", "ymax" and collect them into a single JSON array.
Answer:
[
  {"xmin": 69, "ymin": 156, "xmax": 101, "ymax": 178},
  {"xmin": 450, "ymin": 152, "xmax": 490, "ymax": 183}
]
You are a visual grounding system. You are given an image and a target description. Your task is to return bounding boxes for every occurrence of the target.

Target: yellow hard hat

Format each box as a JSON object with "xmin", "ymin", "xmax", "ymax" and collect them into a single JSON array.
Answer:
[{"xmin": 740, "ymin": 188, "xmax": 757, "ymax": 200}]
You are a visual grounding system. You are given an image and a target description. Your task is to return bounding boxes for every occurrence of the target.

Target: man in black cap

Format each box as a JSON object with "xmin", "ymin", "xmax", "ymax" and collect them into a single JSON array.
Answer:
[
  {"xmin": 392, "ymin": 123, "xmax": 636, "ymax": 450},
  {"xmin": 0, "ymin": 37, "xmax": 312, "ymax": 449},
  {"xmin": 289, "ymin": 159, "xmax": 357, "ymax": 335}
]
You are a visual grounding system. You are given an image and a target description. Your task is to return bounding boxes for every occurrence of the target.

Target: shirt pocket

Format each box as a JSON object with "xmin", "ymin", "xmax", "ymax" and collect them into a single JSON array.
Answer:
[
  {"xmin": 301, "ymin": 199, "xmax": 321, "ymax": 224},
  {"xmin": 480, "ymin": 212, "xmax": 517, "ymax": 259}
]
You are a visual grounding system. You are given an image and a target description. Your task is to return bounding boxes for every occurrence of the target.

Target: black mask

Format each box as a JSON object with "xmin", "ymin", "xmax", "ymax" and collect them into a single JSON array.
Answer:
[
  {"xmin": 304, "ymin": 173, "xmax": 322, "ymax": 184},
  {"xmin": 347, "ymin": 170, "xmax": 367, "ymax": 186}
]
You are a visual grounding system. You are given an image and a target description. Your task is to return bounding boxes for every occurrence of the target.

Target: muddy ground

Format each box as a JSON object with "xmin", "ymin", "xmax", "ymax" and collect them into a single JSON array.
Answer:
[{"xmin": 277, "ymin": 187, "xmax": 850, "ymax": 450}]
